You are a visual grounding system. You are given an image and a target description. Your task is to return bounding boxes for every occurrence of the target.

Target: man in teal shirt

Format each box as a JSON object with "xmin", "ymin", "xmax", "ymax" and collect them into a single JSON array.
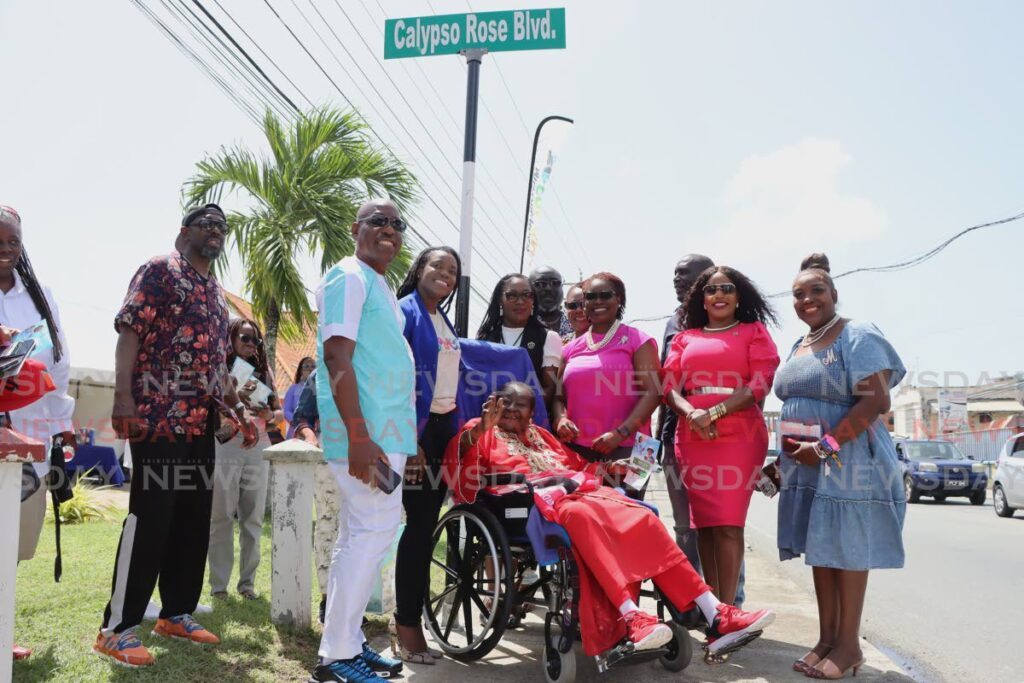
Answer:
[{"xmin": 311, "ymin": 199, "xmax": 414, "ymax": 683}]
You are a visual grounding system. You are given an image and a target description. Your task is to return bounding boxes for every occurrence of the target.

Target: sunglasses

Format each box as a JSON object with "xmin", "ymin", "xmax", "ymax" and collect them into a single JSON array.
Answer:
[
  {"xmin": 360, "ymin": 213, "xmax": 407, "ymax": 233},
  {"xmin": 565, "ymin": 301, "xmax": 583, "ymax": 311},
  {"xmin": 703, "ymin": 283, "xmax": 737, "ymax": 296},
  {"xmin": 584, "ymin": 290, "xmax": 616, "ymax": 302},
  {"xmin": 532, "ymin": 278, "xmax": 562, "ymax": 290},
  {"xmin": 503, "ymin": 290, "xmax": 534, "ymax": 302},
  {"xmin": 238, "ymin": 334, "xmax": 263, "ymax": 346},
  {"xmin": 191, "ymin": 218, "xmax": 230, "ymax": 235}
]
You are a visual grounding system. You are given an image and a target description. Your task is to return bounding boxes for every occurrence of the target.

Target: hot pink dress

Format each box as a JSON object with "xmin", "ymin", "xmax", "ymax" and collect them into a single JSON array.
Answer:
[{"xmin": 663, "ymin": 322, "xmax": 780, "ymax": 528}]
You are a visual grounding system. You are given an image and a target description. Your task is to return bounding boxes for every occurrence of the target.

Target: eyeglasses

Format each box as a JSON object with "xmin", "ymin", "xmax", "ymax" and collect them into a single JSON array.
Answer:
[
  {"xmin": 238, "ymin": 334, "xmax": 263, "ymax": 346},
  {"xmin": 565, "ymin": 301, "xmax": 583, "ymax": 311},
  {"xmin": 584, "ymin": 290, "xmax": 616, "ymax": 302},
  {"xmin": 359, "ymin": 213, "xmax": 407, "ymax": 233},
  {"xmin": 503, "ymin": 290, "xmax": 534, "ymax": 303},
  {"xmin": 703, "ymin": 283, "xmax": 737, "ymax": 296},
  {"xmin": 532, "ymin": 278, "xmax": 562, "ymax": 290},
  {"xmin": 191, "ymin": 218, "xmax": 229, "ymax": 235}
]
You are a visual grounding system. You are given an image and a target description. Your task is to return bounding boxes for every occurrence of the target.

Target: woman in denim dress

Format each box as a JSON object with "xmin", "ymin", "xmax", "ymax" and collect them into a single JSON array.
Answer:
[{"xmin": 775, "ymin": 266, "xmax": 906, "ymax": 680}]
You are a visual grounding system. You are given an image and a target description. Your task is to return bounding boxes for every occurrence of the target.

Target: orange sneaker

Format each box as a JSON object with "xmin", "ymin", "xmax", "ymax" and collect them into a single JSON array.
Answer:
[
  {"xmin": 152, "ymin": 614, "xmax": 220, "ymax": 645},
  {"xmin": 92, "ymin": 629, "xmax": 155, "ymax": 667}
]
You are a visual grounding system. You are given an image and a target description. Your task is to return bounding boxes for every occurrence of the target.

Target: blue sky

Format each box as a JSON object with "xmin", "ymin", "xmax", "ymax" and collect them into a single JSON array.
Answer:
[{"xmin": 1, "ymin": 1, "xmax": 1021, "ymax": 408}]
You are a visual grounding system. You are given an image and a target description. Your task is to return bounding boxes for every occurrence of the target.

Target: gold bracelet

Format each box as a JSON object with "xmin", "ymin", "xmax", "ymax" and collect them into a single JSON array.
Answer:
[
  {"xmin": 709, "ymin": 404, "xmax": 727, "ymax": 422},
  {"xmin": 465, "ymin": 427, "xmax": 478, "ymax": 447}
]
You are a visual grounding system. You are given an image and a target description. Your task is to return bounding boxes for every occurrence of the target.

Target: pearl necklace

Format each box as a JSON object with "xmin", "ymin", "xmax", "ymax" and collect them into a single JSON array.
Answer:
[
  {"xmin": 585, "ymin": 319, "xmax": 622, "ymax": 352},
  {"xmin": 703, "ymin": 320, "xmax": 739, "ymax": 333},
  {"xmin": 801, "ymin": 315, "xmax": 841, "ymax": 347}
]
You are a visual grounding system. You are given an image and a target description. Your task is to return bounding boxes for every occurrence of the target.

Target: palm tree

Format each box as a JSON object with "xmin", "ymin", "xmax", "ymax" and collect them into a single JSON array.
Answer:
[{"xmin": 184, "ymin": 107, "xmax": 418, "ymax": 366}]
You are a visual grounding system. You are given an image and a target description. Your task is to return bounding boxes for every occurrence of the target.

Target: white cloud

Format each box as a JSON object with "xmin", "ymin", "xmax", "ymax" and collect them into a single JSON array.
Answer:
[{"xmin": 715, "ymin": 138, "xmax": 887, "ymax": 259}]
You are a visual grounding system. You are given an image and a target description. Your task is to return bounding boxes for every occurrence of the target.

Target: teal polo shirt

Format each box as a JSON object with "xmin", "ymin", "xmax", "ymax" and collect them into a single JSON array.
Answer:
[{"xmin": 315, "ymin": 256, "xmax": 417, "ymax": 461}]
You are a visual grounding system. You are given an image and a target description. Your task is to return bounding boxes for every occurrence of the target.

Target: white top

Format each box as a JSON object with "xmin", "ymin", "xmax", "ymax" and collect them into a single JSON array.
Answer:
[
  {"xmin": 0, "ymin": 272, "xmax": 75, "ymax": 475},
  {"xmin": 429, "ymin": 312, "xmax": 460, "ymax": 414},
  {"xmin": 501, "ymin": 325, "xmax": 563, "ymax": 368}
]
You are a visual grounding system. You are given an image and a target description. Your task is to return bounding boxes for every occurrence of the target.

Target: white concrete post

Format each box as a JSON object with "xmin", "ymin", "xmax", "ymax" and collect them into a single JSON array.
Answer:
[
  {"xmin": 1, "ymin": 428, "xmax": 45, "ymax": 683},
  {"xmin": 263, "ymin": 438, "xmax": 323, "ymax": 630}
]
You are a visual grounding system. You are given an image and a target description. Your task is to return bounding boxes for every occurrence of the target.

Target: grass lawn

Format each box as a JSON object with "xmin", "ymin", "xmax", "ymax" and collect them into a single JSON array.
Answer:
[{"xmin": 13, "ymin": 512, "xmax": 388, "ymax": 682}]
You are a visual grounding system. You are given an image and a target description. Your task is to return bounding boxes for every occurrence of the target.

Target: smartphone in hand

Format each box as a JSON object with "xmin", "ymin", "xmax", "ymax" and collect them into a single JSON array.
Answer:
[{"xmin": 375, "ymin": 458, "xmax": 403, "ymax": 494}]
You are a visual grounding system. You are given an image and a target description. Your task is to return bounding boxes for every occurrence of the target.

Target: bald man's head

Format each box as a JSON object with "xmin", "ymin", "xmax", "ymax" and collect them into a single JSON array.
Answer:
[
  {"xmin": 673, "ymin": 253, "xmax": 714, "ymax": 303},
  {"xmin": 355, "ymin": 198, "xmax": 398, "ymax": 221}
]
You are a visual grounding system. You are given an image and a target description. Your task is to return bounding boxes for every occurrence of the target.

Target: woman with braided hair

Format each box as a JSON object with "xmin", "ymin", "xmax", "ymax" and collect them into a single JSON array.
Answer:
[{"xmin": 0, "ymin": 205, "xmax": 76, "ymax": 661}]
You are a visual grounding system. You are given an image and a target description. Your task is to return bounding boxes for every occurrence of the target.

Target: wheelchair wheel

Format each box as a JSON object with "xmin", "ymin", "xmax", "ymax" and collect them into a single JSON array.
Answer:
[
  {"xmin": 542, "ymin": 642, "xmax": 577, "ymax": 683},
  {"xmin": 423, "ymin": 504, "xmax": 515, "ymax": 661},
  {"xmin": 659, "ymin": 621, "xmax": 693, "ymax": 672}
]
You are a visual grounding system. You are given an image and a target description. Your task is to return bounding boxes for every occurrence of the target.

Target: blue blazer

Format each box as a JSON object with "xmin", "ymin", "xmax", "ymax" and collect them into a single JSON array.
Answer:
[{"xmin": 399, "ymin": 290, "xmax": 549, "ymax": 436}]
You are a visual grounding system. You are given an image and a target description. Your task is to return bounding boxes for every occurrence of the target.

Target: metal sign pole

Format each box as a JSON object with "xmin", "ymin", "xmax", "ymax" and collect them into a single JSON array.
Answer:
[{"xmin": 455, "ymin": 48, "xmax": 486, "ymax": 338}]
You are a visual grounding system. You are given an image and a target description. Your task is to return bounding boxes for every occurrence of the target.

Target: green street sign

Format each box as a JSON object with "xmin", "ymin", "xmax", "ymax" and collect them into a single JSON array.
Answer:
[{"xmin": 384, "ymin": 8, "xmax": 566, "ymax": 59}]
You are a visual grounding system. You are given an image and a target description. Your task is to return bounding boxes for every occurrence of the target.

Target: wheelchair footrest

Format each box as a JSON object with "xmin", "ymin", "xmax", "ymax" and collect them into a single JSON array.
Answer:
[{"xmin": 594, "ymin": 640, "xmax": 670, "ymax": 673}]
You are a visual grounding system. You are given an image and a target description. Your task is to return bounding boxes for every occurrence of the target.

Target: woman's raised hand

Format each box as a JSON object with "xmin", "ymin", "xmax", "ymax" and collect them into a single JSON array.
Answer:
[{"xmin": 479, "ymin": 394, "xmax": 506, "ymax": 432}]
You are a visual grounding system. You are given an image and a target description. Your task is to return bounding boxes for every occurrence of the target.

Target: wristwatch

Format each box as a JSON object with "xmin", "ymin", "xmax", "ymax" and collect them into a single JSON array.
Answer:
[
  {"xmin": 233, "ymin": 401, "xmax": 245, "ymax": 413},
  {"xmin": 616, "ymin": 425, "xmax": 631, "ymax": 438}
]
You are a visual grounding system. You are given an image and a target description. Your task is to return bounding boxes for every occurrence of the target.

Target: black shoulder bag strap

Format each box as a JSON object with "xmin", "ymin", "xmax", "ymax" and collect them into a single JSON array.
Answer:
[{"xmin": 47, "ymin": 434, "xmax": 75, "ymax": 582}]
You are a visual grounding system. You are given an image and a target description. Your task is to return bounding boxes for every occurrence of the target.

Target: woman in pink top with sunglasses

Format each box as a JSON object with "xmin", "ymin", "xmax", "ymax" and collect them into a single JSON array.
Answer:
[{"xmin": 553, "ymin": 272, "xmax": 662, "ymax": 471}]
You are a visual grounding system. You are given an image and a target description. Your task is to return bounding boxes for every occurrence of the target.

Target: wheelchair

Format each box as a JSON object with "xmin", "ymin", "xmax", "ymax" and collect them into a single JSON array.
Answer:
[{"xmin": 422, "ymin": 473, "xmax": 698, "ymax": 682}]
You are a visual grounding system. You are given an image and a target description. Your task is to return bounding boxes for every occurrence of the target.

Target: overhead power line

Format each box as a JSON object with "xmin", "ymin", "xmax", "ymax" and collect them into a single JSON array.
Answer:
[{"xmin": 629, "ymin": 209, "xmax": 1024, "ymax": 323}]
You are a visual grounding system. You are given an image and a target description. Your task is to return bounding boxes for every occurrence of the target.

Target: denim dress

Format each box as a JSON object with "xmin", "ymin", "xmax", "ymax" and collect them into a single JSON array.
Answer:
[{"xmin": 774, "ymin": 321, "xmax": 907, "ymax": 570}]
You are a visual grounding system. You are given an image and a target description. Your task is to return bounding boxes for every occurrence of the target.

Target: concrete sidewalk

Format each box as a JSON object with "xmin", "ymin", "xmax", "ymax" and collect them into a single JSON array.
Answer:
[{"xmin": 372, "ymin": 476, "xmax": 913, "ymax": 682}]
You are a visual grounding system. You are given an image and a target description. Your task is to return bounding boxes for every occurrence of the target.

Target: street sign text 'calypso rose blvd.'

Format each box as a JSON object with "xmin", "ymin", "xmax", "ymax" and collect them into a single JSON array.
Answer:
[{"xmin": 384, "ymin": 8, "xmax": 566, "ymax": 59}]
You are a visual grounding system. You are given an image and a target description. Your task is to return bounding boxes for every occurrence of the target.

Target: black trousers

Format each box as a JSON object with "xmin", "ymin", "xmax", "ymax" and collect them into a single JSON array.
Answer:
[
  {"xmin": 101, "ymin": 419, "xmax": 216, "ymax": 633},
  {"xmin": 394, "ymin": 411, "xmax": 456, "ymax": 627}
]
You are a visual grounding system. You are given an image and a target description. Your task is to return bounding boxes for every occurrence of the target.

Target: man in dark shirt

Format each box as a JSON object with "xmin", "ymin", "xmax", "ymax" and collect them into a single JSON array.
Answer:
[
  {"xmin": 94, "ymin": 204, "xmax": 256, "ymax": 667},
  {"xmin": 659, "ymin": 255, "xmax": 713, "ymax": 567}
]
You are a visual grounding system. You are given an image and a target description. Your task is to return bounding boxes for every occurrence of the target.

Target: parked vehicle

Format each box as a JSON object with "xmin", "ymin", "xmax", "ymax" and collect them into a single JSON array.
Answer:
[
  {"xmin": 993, "ymin": 433, "xmax": 1024, "ymax": 518},
  {"xmin": 895, "ymin": 439, "xmax": 988, "ymax": 505}
]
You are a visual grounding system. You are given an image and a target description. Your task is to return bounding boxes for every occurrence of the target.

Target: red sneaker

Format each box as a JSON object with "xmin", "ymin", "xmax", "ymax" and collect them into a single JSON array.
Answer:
[
  {"xmin": 152, "ymin": 614, "xmax": 220, "ymax": 645},
  {"xmin": 623, "ymin": 610, "xmax": 673, "ymax": 651},
  {"xmin": 92, "ymin": 629, "xmax": 155, "ymax": 667},
  {"xmin": 705, "ymin": 604, "xmax": 775, "ymax": 655},
  {"xmin": 13, "ymin": 644, "xmax": 31, "ymax": 660}
]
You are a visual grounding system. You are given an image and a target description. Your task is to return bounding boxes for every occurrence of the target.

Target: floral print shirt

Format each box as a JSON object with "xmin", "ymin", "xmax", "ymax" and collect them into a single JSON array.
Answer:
[{"xmin": 115, "ymin": 251, "xmax": 229, "ymax": 436}]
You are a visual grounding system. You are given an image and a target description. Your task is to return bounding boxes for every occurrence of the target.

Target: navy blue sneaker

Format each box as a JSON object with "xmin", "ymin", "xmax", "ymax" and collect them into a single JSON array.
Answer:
[
  {"xmin": 361, "ymin": 641, "xmax": 403, "ymax": 678},
  {"xmin": 308, "ymin": 655, "xmax": 380, "ymax": 682}
]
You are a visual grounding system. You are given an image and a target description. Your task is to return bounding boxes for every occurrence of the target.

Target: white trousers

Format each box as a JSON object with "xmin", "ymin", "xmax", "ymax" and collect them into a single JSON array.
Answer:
[{"xmin": 319, "ymin": 454, "xmax": 407, "ymax": 661}]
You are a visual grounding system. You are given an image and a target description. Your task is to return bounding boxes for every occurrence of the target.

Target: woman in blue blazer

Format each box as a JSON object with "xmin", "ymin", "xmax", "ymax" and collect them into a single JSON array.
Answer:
[{"xmin": 392, "ymin": 246, "xmax": 462, "ymax": 664}]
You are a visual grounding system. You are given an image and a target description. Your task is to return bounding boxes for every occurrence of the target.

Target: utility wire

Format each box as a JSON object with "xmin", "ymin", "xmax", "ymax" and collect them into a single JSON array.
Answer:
[
  {"xmin": 193, "ymin": 0, "xmax": 302, "ymax": 112},
  {"xmin": 132, "ymin": 1, "xmax": 263, "ymax": 124},
  {"xmin": 210, "ymin": 0, "xmax": 316, "ymax": 109},
  {"xmin": 269, "ymin": 0, "xmax": 506, "ymax": 283},
  {"xmin": 136, "ymin": 0, "xmax": 493, "ymax": 310},
  {"xmin": 167, "ymin": 0, "xmax": 296, "ymax": 121},
  {"xmin": 309, "ymin": 0, "xmax": 521, "ymax": 265},
  {"xmin": 628, "ymin": 210, "xmax": 1024, "ymax": 324},
  {"xmin": 359, "ymin": 0, "xmax": 526, "ymax": 256}
]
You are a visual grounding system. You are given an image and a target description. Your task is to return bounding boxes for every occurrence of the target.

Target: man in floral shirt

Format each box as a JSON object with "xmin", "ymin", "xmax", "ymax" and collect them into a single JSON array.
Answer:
[{"xmin": 94, "ymin": 204, "xmax": 256, "ymax": 668}]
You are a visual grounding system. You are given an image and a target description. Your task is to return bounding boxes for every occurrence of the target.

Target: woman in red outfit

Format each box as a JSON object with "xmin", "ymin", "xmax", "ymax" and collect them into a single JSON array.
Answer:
[
  {"xmin": 664, "ymin": 266, "xmax": 780, "ymax": 608},
  {"xmin": 444, "ymin": 381, "xmax": 775, "ymax": 658}
]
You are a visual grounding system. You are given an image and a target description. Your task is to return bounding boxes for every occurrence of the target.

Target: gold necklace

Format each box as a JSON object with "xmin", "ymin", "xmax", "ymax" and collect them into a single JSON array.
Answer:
[{"xmin": 703, "ymin": 320, "xmax": 739, "ymax": 333}]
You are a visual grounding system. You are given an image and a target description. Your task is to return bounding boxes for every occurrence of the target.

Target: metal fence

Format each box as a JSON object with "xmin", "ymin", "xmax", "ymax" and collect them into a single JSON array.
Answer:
[{"xmin": 945, "ymin": 427, "xmax": 1016, "ymax": 462}]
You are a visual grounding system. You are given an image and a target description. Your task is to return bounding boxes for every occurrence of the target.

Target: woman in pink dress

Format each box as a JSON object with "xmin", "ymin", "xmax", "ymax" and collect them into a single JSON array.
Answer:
[{"xmin": 664, "ymin": 266, "xmax": 780, "ymax": 607}]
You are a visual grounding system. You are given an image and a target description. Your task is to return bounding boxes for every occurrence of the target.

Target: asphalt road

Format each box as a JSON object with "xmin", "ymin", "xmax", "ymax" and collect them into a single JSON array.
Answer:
[{"xmin": 745, "ymin": 490, "xmax": 1024, "ymax": 683}]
